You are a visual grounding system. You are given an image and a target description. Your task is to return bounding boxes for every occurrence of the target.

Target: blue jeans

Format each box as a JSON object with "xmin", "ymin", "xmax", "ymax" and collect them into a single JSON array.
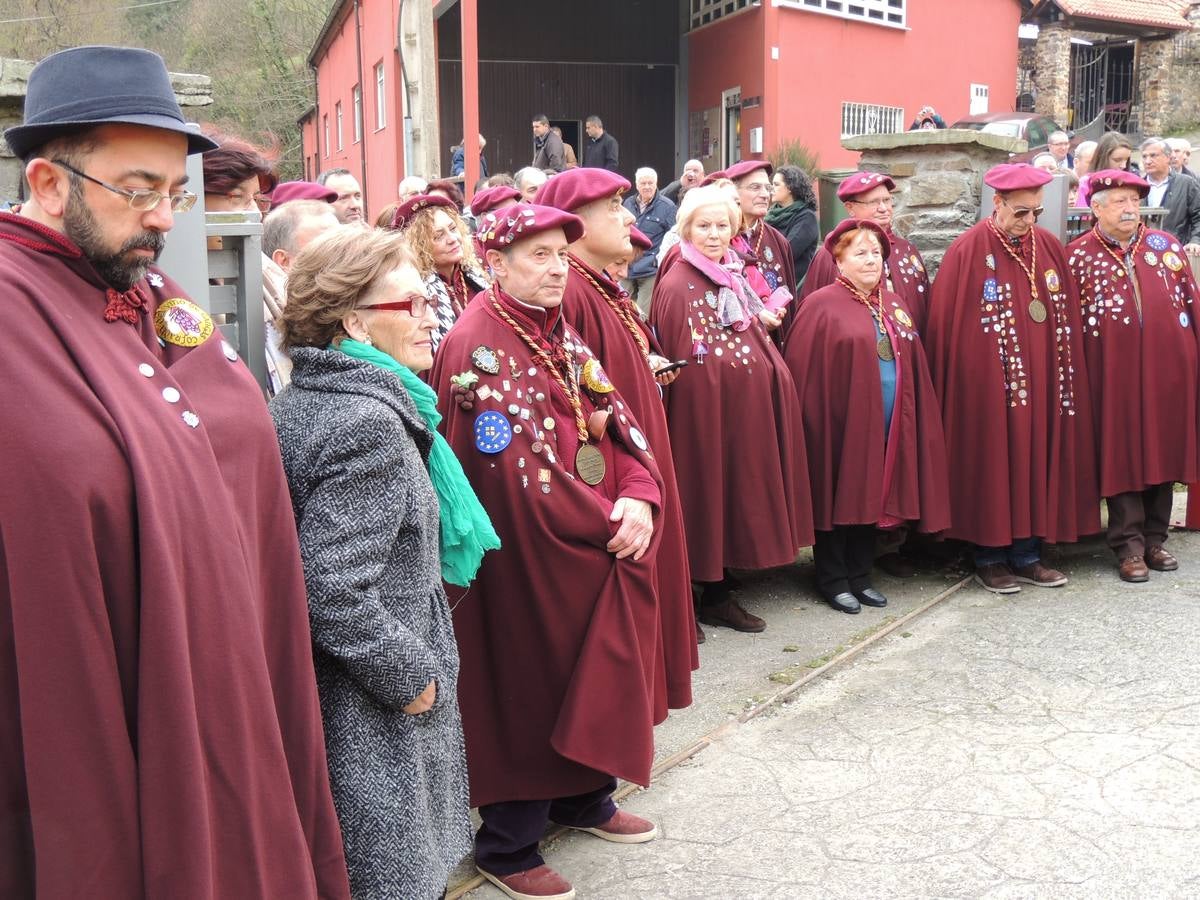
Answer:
[{"xmin": 975, "ymin": 536, "xmax": 1041, "ymax": 569}]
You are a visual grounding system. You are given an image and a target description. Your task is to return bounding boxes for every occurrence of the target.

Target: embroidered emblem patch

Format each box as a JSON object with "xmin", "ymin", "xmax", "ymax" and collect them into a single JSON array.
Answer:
[
  {"xmin": 471, "ymin": 345, "xmax": 501, "ymax": 374},
  {"xmin": 474, "ymin": 411, "xmax": 512, "ymax": 453},
  {"xmin": 764, "ymin": 246, "xmax": 775, "ymax": 263},
  {"xmin": 1164, "ymin": 251, "xmax": 1184, "ymax": 272},
  {"xmin": 1146, "ymin": 232, "xmax": 1169, "ymax": 252},
  {"xmin": 983, "ymin": 278, "xmax": 999, "ymax": 301},
  {"xmin": 154, "ymin": 298, "xmax": 213, "ymax": 348},
  {"xmin": 1044, "ymin": 269, "xmax": 1061, "ymax": 293},
  {"xmin": 1144, "ymin": 251, "xmax": 1159, "ymax": 268},
  {"xmin": 764, "ymin": 269, "xmax": 779, "ymax": 290},
  {"xmin": 894, "ymin": 307, "xmax": 914, "ymax": 328},
  {"xmin": 582, "ymin": 358, "xmax": 615, "ymax": 394}
]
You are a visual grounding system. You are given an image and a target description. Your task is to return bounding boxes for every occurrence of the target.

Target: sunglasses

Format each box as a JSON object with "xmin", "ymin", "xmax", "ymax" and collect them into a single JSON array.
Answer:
[{"xmin": 1001, "ymin": 198, "xmax": 1044, "ymax": 219}]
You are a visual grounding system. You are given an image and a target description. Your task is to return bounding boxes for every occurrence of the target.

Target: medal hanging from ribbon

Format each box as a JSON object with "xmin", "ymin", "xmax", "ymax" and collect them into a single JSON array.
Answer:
[
  {"xmin": 836, "ymin": 275, "xmax": 894, "ymax": 361},
  {"xmin": 488, "ymin": 291, "xmax": 607, "ymax": 485},
  {"xmin": 987, "ymin": 218, "xmax": 1045, "ymax": 324}
]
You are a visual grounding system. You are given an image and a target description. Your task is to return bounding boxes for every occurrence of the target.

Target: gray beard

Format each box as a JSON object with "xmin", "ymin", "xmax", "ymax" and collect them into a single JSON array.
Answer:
[{"xmin": 62, "ymin": 184, "xmax": 165, "ymax": 291}]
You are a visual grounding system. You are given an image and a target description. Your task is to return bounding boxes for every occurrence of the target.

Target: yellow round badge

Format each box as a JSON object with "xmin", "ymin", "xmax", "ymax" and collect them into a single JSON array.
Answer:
[
  {"xmin": 582, "ymin": 357, "xmax": 615, "ymax": 393},
  {"xmin": 1163, "ymin": 251, "xmax": 1184, "ymax": 272},
  {"xmin": 893, "ymin": 307, "xmax": 914, "ymax": 328},
  {"xmin": 155, "ymin": 298, "xmax": 213, "ymax": 348}
]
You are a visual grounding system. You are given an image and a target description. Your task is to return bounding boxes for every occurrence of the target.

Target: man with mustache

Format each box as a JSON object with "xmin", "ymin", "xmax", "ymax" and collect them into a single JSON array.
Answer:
[
  {"xmin": 0, "ymin": 46, "xmax": 350, "ymax": 897},
  {"xmin": 1067, "ymin": 169, "xmax": 1200, "ymax": 582}
]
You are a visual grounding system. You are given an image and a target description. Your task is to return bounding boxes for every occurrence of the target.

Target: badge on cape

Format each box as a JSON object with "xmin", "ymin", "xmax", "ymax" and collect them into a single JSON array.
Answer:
[
  {"xmin": 985, "ymin": 254, "xmax": 996, "ymax": 271},
  {"xmin": 147, "ymin": 272, "xmax": 164, "ymax": 288},
  {"xmin": 1164, "ymin": 251, "xmax": 1184, "ymax": 272},
  {"xmin": 764, "ymin": 269, "xmax": 779, "ymax": 290},
  {"xmin": 471, "ymin": 345, "xmax": 501, "ymax": 374},
  {"xmin": 764, "ymin": 246, "xmax": 775, "ymax": 263},
  {"xmin": 154, "ymin": 298, "xmax": 213, "ymax": 348},
  {"xmin": 983, "ymin": 278, "xmax": 999, "ymax": 301},
  {"xmin": 1146, "ymin": 232, "xmax": 1169, "ymax": 252},
  {"xmin": 473, "ymin": 411, "xmax": 512, "ymax": 453},
  {"xmin": 1182, "ymin": 311, "xmax": 1191, "ymax": 328},
  {"xmin": 704, "ymin": 290, "xmax": 718, "ymax": 309},
  {"xmin": 912, "ymin": 254, "xmax": 924, "ymax": 272},
  {"xmin": 629, "ymin": 427, "xmax": 649, "ymax": 452},
  {"xmin": 893, "ymin": 307, "xmax": 914, "ymax": 328},
  {"xmin": 1144, "ymin": 251, "xmax": 1159, "ymax": 268},
  {"xmin": 1044, "ymin": 269, "xmax": 1061, "ymax": 293},
  {"xmin": 581, "ymin": 358, "xmax": 615, "ymax": 393}
]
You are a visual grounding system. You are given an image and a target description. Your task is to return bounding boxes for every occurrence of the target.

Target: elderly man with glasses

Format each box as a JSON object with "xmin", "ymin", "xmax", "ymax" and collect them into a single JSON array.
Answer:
[
  {"xmin": 0, "ymin": 46, "xmax": 350, "ymax": 898},
  {"xmin": 924, "ymin": 163, "xmax": 1099, "ymax": 594}
]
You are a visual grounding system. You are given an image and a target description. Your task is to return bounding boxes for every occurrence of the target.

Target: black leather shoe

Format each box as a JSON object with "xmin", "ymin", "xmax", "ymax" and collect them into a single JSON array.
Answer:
[
  {"xmin": 825, "ymin": 592, "xmax": 861, "ymax": 614},
  {"xmin": 853, "ymin": 587, "xmax": 888, "ymax": 608}
]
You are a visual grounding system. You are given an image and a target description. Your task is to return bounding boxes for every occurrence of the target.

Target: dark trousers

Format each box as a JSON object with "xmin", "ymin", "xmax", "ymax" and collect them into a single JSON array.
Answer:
[
  {"xmin": 1106, "ymin": 483, "xmax": 1174, "ymax": 559},
  {"xmin": 814, "ymin": 525, "xmax": 876, "ymax": 598},
  {"xmin": 475, "ymin": 778, "xmax": 618, "ymax": 876},
  {"xmin": 975, "ymin": 536, "xmax": 1041, "ymax": 569}
]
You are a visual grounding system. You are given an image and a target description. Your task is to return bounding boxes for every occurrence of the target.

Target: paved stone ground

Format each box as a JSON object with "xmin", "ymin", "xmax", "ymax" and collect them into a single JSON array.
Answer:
[{"xmin": 468, "ymin": 505, "xmax": 1200, "ymax": 898}]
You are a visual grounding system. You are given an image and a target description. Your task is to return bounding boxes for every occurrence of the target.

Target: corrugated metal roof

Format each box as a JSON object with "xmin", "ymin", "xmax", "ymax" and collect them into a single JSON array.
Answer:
[{"xmin": 1054, "ymin": 0, "xmax": 1192, "ymax": 31}]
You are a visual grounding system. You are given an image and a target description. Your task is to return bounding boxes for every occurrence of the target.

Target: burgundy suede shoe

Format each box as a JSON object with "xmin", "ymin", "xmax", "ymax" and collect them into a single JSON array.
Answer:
[
  {"xmin": 477, "ymin": 865, "xmax": 575, "ymax": 900},
  {"xmin": 569, "ymin": 809, "xmax": 658, "ymax": 844}
]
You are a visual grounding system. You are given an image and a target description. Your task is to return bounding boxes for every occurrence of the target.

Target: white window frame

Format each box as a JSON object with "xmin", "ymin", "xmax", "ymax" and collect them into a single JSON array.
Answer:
[
  {"xmin": 375, "ymin": 62, "xmax": 386, "ymax": 131},
  {"xmin": 352, "ymin": 85, "xmax": 363, "ymax": 144},
  {"xmin": 689, "ymin": 0, "xmax": 753, "ymax": 30},
  {"xmin": 841, "ymin": 101, "xmax": 905, "ymax": 138},
  {"xmin": 335, "ymin": 102, "xmax": 343, "ymax": 151},
  {"xmin": 970, "ymin": 83, "xmax": 989, "ymax": 116},
  {"xmin": 779, "ymin": 0, "xmax": 906, "ymax": 30}
]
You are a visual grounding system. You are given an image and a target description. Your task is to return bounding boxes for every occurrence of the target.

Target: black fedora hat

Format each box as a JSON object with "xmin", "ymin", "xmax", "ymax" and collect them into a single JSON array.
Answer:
[{"xmin": 4, "ymin": 45, "xmax": 218, "ymax": 160}]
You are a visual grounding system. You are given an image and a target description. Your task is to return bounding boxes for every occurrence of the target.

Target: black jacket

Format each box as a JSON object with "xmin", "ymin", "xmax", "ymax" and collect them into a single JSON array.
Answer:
[
  {"xmin": 532, "ymin": 130, "xmax": 565, "ymax": 172},
  {"xmin": 582, "ymin": 131, "xmax": 619, "ymax": 172},
  {"xmin": 1152, "ymin": 173, "xmax": 1200, "ymax": 246}
]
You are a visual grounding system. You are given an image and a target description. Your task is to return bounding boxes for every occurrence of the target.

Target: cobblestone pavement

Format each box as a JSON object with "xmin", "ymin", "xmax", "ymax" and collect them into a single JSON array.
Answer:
[{"xmin": 469, "ymin": 520, "xmax": 1200, "ymax": 898}]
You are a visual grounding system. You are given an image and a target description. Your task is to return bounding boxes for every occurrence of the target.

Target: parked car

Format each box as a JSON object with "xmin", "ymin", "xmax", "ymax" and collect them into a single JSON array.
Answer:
[{"xmin": 950, "ymin": 113, "xmax": 1083, "ymax": 163}]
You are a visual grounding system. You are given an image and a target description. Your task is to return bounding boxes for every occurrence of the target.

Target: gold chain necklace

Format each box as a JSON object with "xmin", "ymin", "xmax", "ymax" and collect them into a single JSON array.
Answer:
[
  {"xmin": 987, "ymin": 218, "xmax": 1047, "ymax": 323},
  {"xmin": 836, "ymin": 274, "xmax": 894, "ymax": 361}
]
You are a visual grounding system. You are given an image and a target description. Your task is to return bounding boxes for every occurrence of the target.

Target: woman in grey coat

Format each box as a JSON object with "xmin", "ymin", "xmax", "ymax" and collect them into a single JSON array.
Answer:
[{"xmin": 270, "ymin": 227, "xmax": 498, "ymax": 899}]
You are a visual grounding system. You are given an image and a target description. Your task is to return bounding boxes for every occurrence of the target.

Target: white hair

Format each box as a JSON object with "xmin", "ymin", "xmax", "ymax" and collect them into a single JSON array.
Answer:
[
  {"xmin": 1074, "ymin": 140, "xmax": 1097, "ymax": 159},
  {"xmin": 398, "ymin": 175, "xmax": 427, "ymax": 197},
  {"xmin": 1049, "ymin": 131, "xmax": 1069, "ymax": 143},
  {"xmin": 1141, "ymin": 136, "xmax": 1170, "ymax": 155},
  {"xmin": 514, "ymin": 166, "xmax": 548, "ymax": 192},
  {"xmin": 1168, "ymin": 137, "xmax": 1192, "ymax": 153},
  {"xmin": 635, "ymin": 167, "xmax": 658, "ymax": 184},
  {"xmin": 676, "ymin": 184, "xmax": 741, "ymax": 240},
  {"xmin": 1032, "ymin": 153, "xmax": 1058, "ymax": 168}
]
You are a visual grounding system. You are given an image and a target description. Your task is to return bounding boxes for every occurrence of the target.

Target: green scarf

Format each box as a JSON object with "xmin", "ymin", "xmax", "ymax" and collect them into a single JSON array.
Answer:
[
  {"xmin": 765, "ymin": 200, "xmax": 812, "ymax": 233},
  {"xmin": 335, "ymin": 339, "xmax": 500, "ymax": 586}
]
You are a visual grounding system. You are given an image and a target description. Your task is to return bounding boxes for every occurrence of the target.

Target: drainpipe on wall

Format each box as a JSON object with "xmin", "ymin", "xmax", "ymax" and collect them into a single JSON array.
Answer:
[
  {"xmin": 353, "ymin": 0, "xmax": 369, "ymax": 210},
  {"xmin": 310, "ymin": 62, "xmax": 322, "ymax": 177},
  {"xmin": 397, "ymin": 0, "xmax": 416, "ymax": 177}
]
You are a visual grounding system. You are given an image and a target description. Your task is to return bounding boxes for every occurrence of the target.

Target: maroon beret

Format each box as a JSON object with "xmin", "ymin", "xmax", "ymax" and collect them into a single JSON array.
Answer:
[
  {"xmin": 1087, "ymin": 168, "xmax": 1150, "ymax": 199},
  {"xmin": 469, "ymin": 185, "xmax": 521, "ymax": 217},
  {"xmin": 269, "ymin": 180, "xmax": 336, "ymax": 209},
  {"xmin": 822, "ymin": 217, "xmax": 892, "ymax": 261},
  {"xmin": 629, "ymin": 225, "xmax": 652, "ymax": 250},
  {"xmin": 984, "ymin": 163, "xmax": 1053, "ymax": 192},
  {"xmin": 837, "ymin": 171, "xmax": 896, "ymax": 201},
  {"xmin": 534, "ymin": 168, "xmax": 630, "ymax": 211},
  {"xmin": 723, "ymin": 159, "xmax": 773, "ymax": 183},
  {"xmin": 699, "ymin": 169, "xmax": 726, "ymax": 187},
  {"xmin": 391, "ymin": 193, "xmax": 458, "ymax": 231},
  {"xmin": 478, "ymin": 203, "xmax": 585, "ymax": 252}
]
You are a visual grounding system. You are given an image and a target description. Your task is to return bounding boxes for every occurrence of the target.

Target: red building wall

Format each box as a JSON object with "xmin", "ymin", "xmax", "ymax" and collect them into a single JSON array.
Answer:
[
  {"xmin": 308, "ymin": 0, "xmax": 404, "ymax": 220},
  {"xmin": 688, "ymin": 1, "xmax": 1021, "ymax": 171}
]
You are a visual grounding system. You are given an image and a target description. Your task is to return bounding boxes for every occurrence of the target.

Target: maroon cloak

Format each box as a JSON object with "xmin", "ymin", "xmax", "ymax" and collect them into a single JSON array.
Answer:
[
  {"xmin": 648, "ymin": 247, "xmax": 814, "ymax": 582},
  {"xmin": 0, "ymin": 214, "xmax": 349, "ymax": 898},
  {"xmin": 799, "ymin": 231, "xmax": 931, "ymax": 334},
  {"xmin": 430, "ymin": 287, "xmax": 665, "ymax": 807},
  {"xmin": 924, "ymin": 219, "xmax": 1100, "ymax": 546},
  {"xmin": 734, "ymin": 220, "xmax": 796, "ymax": 347},
  {"xmin": 560, "ymin": 257, "xmax": 697, "ymax": 713},
  {"xmin": 785, "ymin": 281, "xmax": 951, "ymax": 533},
  {"xmin": 1066, "ymin": 226, "xmax": 1200, "ymax": 495}
]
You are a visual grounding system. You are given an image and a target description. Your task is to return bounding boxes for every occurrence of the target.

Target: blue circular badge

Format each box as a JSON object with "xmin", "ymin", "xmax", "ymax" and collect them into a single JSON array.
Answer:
[
  {"xmin": 474, "ymin": 411, "xmax": 513, "ymax": 453},
  {"xmin": 1181, "ymin": 311, "xmax": 1191, "ymax": 328},
  {"xmin": 1146, "ymin": 232, "xmax": 1169, "ymax": 252}
]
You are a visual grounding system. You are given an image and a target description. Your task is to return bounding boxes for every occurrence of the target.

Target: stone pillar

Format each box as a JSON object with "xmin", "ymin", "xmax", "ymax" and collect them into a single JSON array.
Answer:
[
  {"xmin": 399, "ymin": 0, "xmax": 441, "ymax": 179},
  {"xmin": 1136, "ymin": 38, "xmax": 1174, "ymax": 137},
  {"xmin": 1034, "ymin": 22, "xmax": 1071, "ymax": 128},
  {"xmin": 841, "ymin": 130, "xmax": 1024, "ymax": 277}
]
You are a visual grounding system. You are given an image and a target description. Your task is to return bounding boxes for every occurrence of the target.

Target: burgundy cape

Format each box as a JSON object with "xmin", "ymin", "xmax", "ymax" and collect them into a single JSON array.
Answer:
[
  {"xmin": 924, "ymin": 219, "xmax": 1100, "ymax": 546},
  {"xmin": 799, "ymin": 231, "xmax": 931, "ymax": 333},
  {"xmin": 648, "ymin": 248, "xmax": 814, "ymax": 582},
  {"xmin": 735, "ymin": 220, "xmax": 796, "ymax": 346},
  {"xmin": 1066, "ymin": 226, "xmax": 1200, "ymax": 495},
  {"xmin": 560, "ymin": 257, "xmax": 697, "ymax": 713},
  {"xmin": 431, "ymin": 288, "xmax": 665, "ymax": 807},
  {"xmin": 785, "ymin": 281, "xmax": 951, "ymax": 533},
  {"xmin": 0, "ymin": 215, "xmax": 349, "ymax": 898}
]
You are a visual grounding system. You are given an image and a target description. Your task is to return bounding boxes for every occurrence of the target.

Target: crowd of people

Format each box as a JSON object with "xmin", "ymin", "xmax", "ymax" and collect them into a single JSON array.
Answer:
[{"xmin": 4, "ymin": 45, "xmax": 1200, "ymax": 900}]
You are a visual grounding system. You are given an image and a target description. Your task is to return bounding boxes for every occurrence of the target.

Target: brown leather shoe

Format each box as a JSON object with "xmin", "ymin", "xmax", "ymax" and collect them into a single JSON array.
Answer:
[
  {"xmin": 876, "ymin": 552, "xmax": 917, "ymax": 578},
  {"xmin": 1145, "ymin": 545, "xmax": 1179, "ymax": 571},
  {"xmin": 975, "ymin": 563, "xmax": 1021, "ymax": 594},
  {"xmin": 1118, "ymin": 555, "xmax": 1150, "ymax": 583},
  {"xmin": 568, "ymin": 809, "xmax": 658, "ymax": 844},
  {"xmin": 1011, "ymin": 561, "xmax": 1068, "ymax": 587},
  {"xmin": 477, "ymin": 865, "xmax": 575, "ymax": 899},
  {"xmin": 698, "ymin": 597, "xmax": 766, "ymax": 632}
]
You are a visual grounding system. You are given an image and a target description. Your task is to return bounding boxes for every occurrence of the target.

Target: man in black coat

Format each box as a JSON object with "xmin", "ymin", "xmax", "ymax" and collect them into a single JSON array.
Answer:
[
  {"xmin": 582, "ymin": 115, "xmax": 619, "ymax": 172},
  {"xmin": 531, "ymin": 113, "xmax": 565, "ymax": 172},
  {"xmin": 1141, "ymin": 137, "xmax": 1200, "ymax": 253}
]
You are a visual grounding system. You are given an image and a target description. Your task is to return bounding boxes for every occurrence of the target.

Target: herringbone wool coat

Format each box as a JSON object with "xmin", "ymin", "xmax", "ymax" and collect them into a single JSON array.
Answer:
[{"xmin": 271, "ymin": 347, "xmax": 472, "ymax": 900}]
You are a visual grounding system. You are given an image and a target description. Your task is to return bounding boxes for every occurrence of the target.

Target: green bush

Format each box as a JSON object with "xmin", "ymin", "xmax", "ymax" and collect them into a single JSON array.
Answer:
[{"xmin": 769, "ymin": 139, "xmax": 821, "ymax": 177}]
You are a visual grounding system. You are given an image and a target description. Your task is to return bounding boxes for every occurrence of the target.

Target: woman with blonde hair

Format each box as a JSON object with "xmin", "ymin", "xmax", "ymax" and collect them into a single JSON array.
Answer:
[
  {"xmin": 649, "ymin": 184, "xmax": 813, "ymax": 634},
  {"xmin": 389, "ymin": 194, "xmax": 490, "ymax": 352},
  {"xmin": 271, "ymin": 226, "xmax": 498, "ymax": 899}
]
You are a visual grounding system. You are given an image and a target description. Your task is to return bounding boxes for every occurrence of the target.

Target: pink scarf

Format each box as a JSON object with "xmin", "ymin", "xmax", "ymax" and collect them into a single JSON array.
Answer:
[
  {"xmin": 732, "ymin": 233, "xmax": 793, "ymax": 312},
  {"xmin": 680, "ymin": 239, "xmax": 763, "ymax": 331}
]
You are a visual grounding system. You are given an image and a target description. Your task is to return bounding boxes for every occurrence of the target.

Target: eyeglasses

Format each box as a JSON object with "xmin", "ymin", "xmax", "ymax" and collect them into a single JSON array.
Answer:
[
  {"xmin": 847, "ymin": 195, "xmax": 894, "ymax": 210},
  {"xmin": 358, "ymin": 295, "xmax": 431, "ymax": 318},
  {"xmin": 1001, "ymin": 198, "xmax": 1044, "ymax": 219},
  {"xmin": 740, "ymin": 182, "xmax": 772, "ymax": 194},
  {"xmin": 52, "ymin": 160, "xmax": 197, "ymax": 212}
]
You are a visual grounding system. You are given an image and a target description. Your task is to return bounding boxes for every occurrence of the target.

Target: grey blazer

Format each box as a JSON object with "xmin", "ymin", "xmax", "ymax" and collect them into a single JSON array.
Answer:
[{"xmin": 271, "ymin": 346, "xmax": 471, "ymax": 900}]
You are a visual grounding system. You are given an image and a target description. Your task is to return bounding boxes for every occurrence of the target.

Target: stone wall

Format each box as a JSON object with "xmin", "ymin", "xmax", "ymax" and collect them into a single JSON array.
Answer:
[
  {"xmin": 1033, "ymin": 22, "xmax": 1072, "ymax": 128},
  {"xmin": 1157, "ymin": 5, "xmax": 1200, "ymax": 134},
  {"xmin": 841, "ymin": 130, "xmax": 1024, "ymax": 278},
  {"xmin": 0, "ymin": 56, "xmax": 213, "ymax": 202},
  {"xmin": 1137, "ymin": 38, "xmax": 1176, "ymax": 137}
]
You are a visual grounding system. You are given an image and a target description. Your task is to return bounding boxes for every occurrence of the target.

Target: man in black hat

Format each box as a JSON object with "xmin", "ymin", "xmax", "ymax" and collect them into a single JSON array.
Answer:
[{"xmin": 0, "ymin": 46, "xmax": 350, "ymax": 898}]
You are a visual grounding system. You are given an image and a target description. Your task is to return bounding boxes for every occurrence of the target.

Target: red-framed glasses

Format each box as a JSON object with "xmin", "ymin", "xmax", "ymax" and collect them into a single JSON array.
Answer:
[{"xmin": 358, "ymin": 295, "xmax": 431, "ymax": 318}]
